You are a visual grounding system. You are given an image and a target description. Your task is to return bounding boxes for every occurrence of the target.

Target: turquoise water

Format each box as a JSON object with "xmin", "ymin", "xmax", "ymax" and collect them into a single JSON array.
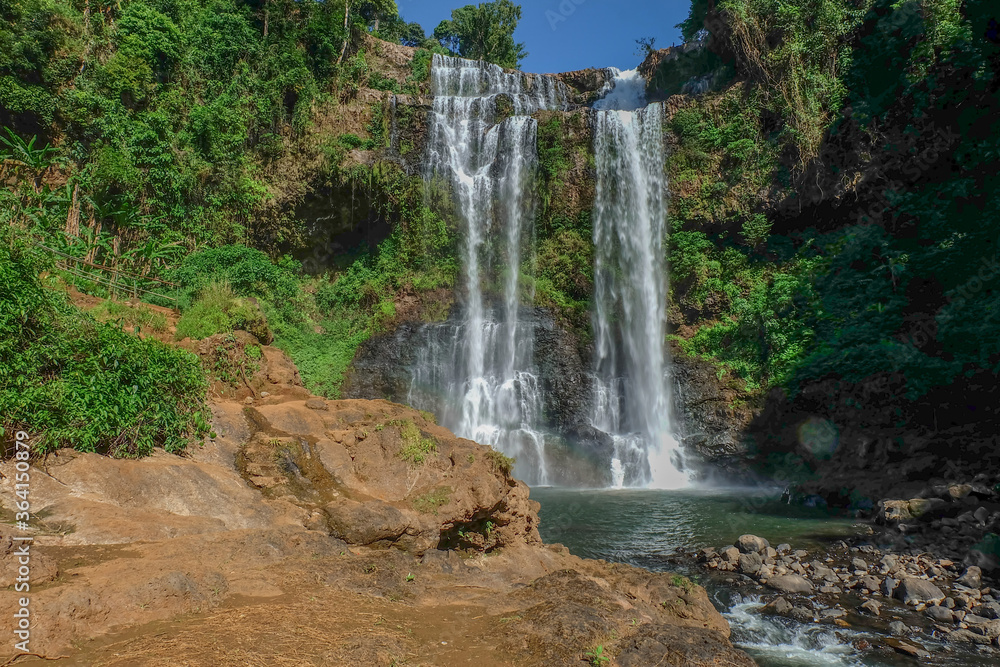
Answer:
[{"xmin": 532, "ymin": 487, "xmax": 998, "ymax": 667}]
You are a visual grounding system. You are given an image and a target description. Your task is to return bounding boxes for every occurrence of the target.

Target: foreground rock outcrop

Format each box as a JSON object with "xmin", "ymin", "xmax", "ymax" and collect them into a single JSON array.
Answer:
[{"xmin": 0, "ymin": 341, "xmax": 751, "ymax": 666}]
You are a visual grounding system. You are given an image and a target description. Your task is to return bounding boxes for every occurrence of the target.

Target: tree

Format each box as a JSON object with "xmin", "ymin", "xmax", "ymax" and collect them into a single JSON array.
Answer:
[
  {"xmin": 433, "ymin": 1, "xmax": 527, "ymax": 69},
  {"xmin": 399, "ymin": 21, "xmax": 426, "ymax": 47}
]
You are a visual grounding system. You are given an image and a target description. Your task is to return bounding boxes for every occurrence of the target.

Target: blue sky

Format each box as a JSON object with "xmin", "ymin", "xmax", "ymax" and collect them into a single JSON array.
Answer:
[{"xmin": 395, "ymin": 0, "xmax": 691, "ymax": 74}]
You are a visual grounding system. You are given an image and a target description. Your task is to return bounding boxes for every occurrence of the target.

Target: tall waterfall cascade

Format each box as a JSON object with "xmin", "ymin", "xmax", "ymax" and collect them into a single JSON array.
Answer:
[
  {"xmin": 406, "ymin": 55, "xmax": 568, "ymax": 485},
  {"xmin": 590, "ymin": 69, "xmax": 688, "ymax": 489}
]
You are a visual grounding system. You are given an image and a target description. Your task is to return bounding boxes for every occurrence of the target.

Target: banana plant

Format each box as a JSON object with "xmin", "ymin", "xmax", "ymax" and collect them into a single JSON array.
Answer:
[{"xmin": 0, "ymin": 127, "xmax": 60, "ymax": 192}]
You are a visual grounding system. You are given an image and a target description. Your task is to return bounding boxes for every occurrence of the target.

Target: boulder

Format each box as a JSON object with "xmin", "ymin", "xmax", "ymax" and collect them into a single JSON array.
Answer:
[
  {"xmin": 878, "ymin": 500, "xmax": 912, "ymax": 523},
  {"xmin": 893, "ymin": 578, "xmax": 946, "ymax": 605},
  {"xmin": 721, "ymin": 546, "xmax": 741, "ymax": 563},
  {"xmin": 888, "ymin": 621, "xmax": 908, "ymax": 636},
  {"xmin": 882, "ymin": 578, "xmax": 898, "ymax": 596},
  {"xmin": 766, "ymin": 575, "xmax": 813, "ymax": 594},
  {"xmin": 925, "ymin": 605, "xmax": 954, "ymax": 623},
  {"xmin": 956, "ymin": 566, "xmax": 982, "ymax": 589},
  {"xmin": 860, "ymin": 599, "xmax": 882, "ymax": 616},
  {"xmin": 736, "ymin": 534, "xmax": 769, "ymax": 554},
  {"xmin": 738, "ymin": 552, "xmax": 763, "ymax": 577},
  {"xmin": 851, "ymin": 557, "xmax": 868, "ymax": 571},
  {"xmin": 790, "ymin": 606, "xmax": 814, "ymax": 622},
  {"xmin": 907, "ymin": 497, "xmax": 947, "ymax": 519},
  {"xmin": 860, "ymin": 575, "xmax": 882, "ymax": 592},
  {"xmin": 764, "ymin": 597, "xmax": 792, "ymax": 615}
]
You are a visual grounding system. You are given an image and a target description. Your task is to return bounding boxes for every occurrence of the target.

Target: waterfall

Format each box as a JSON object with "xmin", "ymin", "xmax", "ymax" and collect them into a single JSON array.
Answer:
[
  {"xmin": 407, "ymin": 55, "xmax": 568, "ymax": 486},
  {"xmin": 590, "ymin": 69, "xmax": 688, "ymax": 489}
]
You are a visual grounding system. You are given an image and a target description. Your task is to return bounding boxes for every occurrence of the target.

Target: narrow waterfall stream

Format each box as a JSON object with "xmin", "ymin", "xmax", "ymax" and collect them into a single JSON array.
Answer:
[
  {"xmin": 406, "ymin": 55, "xmax": 567, "ymax": 485},
  {"xmin": 591, "ymin": 69, "xmax": 687, "ymax": 489}
]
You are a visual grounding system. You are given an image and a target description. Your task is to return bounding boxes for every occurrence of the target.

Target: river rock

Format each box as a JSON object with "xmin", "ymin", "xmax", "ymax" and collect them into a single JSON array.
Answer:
[
  {"xmin": 738, "ymin": 552, "xmax": 763, "ymax": 576},
  {"xmin": 956, "ymin": 565, "xmax": 982, "ymax": 589},
  {"xmin": 860, "ymin": 599, "xmax": 882, "ymax": 616},
  {"xmin": 893, "ymin": 578, "xmax": 945, "ymax": 605},
  {"xmin": 820, "ymin": 608, "xmax": 846, "ymax": 619},
  {"xmin": 736, "ymin": 534, "xmax": 769, "ymax": 554},
  {"xmin": 888, "ymin": 621, "xmax": 908, "ymax": 636},
  {"xmin": 926, "ymin": 605, "xmax": 954, "ymax": 623},
  {"xmin": 776, "ymin": 543, "xmax": 791, "ymax": 554},
  {"xmin": 764, "ymin": 597, "xmax": 792, "ymax": 615},
  {"xmin": 851, "ymin": 557, "xmax": 868, "ymax": 571},
  {"xmin": 949, "ymin": 484, "xmax": 973, "ymax": 500},
  {"xmin": 766, "ymin": 575, "xmax": 813, "ymax": 594},
  {"xmin": 908, "ymin": 497, "xmax": 946, "ymax": 519},
  {"xmin": 790, "ymin": 606, "xmax": 814, "ymax": 622},
  {"xmin": 884, "ymin": 638, "xmax": 930, "ymax": 658},
  {"xmin": 882, "ymin": 577, "xmax": 898, "ymax": 596},
  {"xmin": 721, "ymin": 546, "xmax": 740, "ymax": 563},
  {"xmin": 860, "ymin": 575, "xmax": 881, "ymax": 592},
  {"xmin": 879, "ymin": 500, "xmax": 913, "ymax": 523},
  {"xmin": 948, "ymin": 629, "xmax": 993, "ymax": 645}
]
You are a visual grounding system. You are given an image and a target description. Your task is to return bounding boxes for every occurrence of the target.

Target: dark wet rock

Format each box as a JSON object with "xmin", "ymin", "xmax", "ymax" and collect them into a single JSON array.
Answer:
[
  {"xmin": 957, "ymin": 565, "xmax": 983, "ymax": 589},
  {"xmin": 736, "ymin": 534, "xmax": 769, "ymax": 554},
  {"xmin": 893, "ymin": 578, "xmax": 945, "ymax": 605},
  {"xmin": 790, "ymin": 606, "xmax": 814, "ymax": 623},
  {"xmin": 738, "ymin": 552, "xmax": 763, "ymax": 576},
  {"xmin": 925, "ymin": 605, "xmax": 954, "ymax": 623},
  {"xmin": 884, "ymin": 637, "xmax": 931, "ymax": 658},
  {"xmin": 860, "ymin": 599, "xmax": 882, "ymax": 616},
  {"xmin": 766, "ymin": 575, "xmax": 813, "ymax": 594},
  {"xmin": 948, "ymin": 628, "xmax": 993, "ymax": 644},
  {"xmin": 764, "ymin": 597, "xmax": 792, "ymax": 615}
]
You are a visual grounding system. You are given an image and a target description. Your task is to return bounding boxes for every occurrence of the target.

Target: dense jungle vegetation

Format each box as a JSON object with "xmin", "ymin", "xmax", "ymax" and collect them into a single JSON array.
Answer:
[{"xmin": 2, "ymin": 0, "xmax": 998, "ymax": 458}]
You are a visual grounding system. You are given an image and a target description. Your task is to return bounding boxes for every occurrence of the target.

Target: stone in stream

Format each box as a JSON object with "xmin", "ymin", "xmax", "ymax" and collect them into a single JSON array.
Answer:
[
  {"xmin": 764, "ymin": 597, "xmax": 792, "ymax": 615},
  {"xmin": 888, "ymin": 621, "xmax": 908, "ymax": 636},
  {"xmin": 721, "ymin": 546, "xmax": 740, "ymax": 563},
  {"xmin": 790, "ymin": 606, "xmax": 814, "ymax": 623},
  {"xmin": 776, "ymin": 543, "xmax": 791, "ymax": 554},
  {"xmin": 851, "ymin": 557, "xmax": 868, "ymax": 571},
  {"xmin": 975, "ymin": 506, "xmax": 989, "ymax": 524},
  {"xmin": 820, "ymin": 608, "xmax": 846, "ymax": 619},
  {"xmin": 860, "ymin": 575, "xmax": 882, "ymax": 592},
  {"xmin": 819, "ymin": 585, "xmax": 842, "ymax": 594},
  {"xmin": 736, "ymin": 534, "xmax": 769, "ymax": 554},
  {"xmin": 738, "ymin": 552, "xmax": 763, "ymax": 576},
  {"xmin": 860, "ymin": 599, "xmax": 882, "ymax": 616},
  {"xmin": 948, "ymin": 629, "xmax": 993, "ymax": 645},
  {"xmin": 956, "ymin": 565, "xmax": 982, "ymax": 589},
  {"xmin": 765, "ymin": 575, "xmax": 814, "ymax": 594},
  {"xmin": 882, "ymin": 577, "xmax": 898, "ymax": 596},
  {"xmin": 925, "ymin": 605, "xmax": 955, "ymax": 623},
  {"xmin": 884, "ymin": 638, "xmax": 931, "ymax": 658},
  {"xmin": 893, "ymin": 578, "xmax": 945, "ymax": 605}
]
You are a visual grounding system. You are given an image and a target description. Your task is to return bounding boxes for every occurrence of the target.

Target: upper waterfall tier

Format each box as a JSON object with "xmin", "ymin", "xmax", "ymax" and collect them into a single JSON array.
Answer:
[
  {"xmin": 592, "ymin": 68, "xmax": 649, "ymax": 112},
  {"xmin": 430, "ymin": 54, "xmax": 569, "ymax": 112}
]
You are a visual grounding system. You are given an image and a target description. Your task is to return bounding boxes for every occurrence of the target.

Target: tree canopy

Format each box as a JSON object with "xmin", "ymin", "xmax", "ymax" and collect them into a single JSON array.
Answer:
[{"xmin": 433, "ymin": 1, "xmax": 527, "ymax": 69}]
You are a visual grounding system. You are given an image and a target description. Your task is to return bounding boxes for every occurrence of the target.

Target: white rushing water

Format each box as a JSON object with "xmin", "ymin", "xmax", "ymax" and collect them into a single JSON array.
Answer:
[
  {"xmin": 591, "ymin": 68, "xmax": 688, "ymax": 489},
  {"xmin": 408, "ymin": 55, "xmax": 568, "ymax": 485}
]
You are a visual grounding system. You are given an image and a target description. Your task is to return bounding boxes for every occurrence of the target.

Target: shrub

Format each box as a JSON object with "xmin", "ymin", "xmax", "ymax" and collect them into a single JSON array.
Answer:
[
  {"xmin": 0, "ymin": 245, "xmax": 208, "ymax": 457},
  {"xmin": 175, "ymin": 281, "xmax": 271, "ymax": 343}
]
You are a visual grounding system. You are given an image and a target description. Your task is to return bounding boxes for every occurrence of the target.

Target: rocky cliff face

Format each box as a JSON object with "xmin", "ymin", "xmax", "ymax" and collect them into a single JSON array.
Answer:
[{"xmin": 0, "ymin": 340, "xmax": 753, "ymax": 666}]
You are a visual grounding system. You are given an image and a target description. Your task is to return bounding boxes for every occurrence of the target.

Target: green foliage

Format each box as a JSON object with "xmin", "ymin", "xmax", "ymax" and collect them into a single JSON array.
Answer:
[
  {"xmin": 175, "ymin": 282, "xmax": 271, "ymax": 342},
  {"xmin": 433, "ymin": 1, "xmax": 527, "ymax": 68},
  {"xmin": 584, "ymin": 645, "xmax": 610, "ymax": 667},
  {"xmin": 412, "ymin": 486, "xmax": 452, "ymax": 514},
  {"xmin": 90, "ymin": 299, "xmax": 168, "ymax": 334},
  {"xmin": 485, "ymin": 449, "xmax": 514, "ymax": 476},
  {"xmin": 398, "ymin": 421, "xmax": 438, "ymax": 463},
  {"xmin": 0, "ymin": 244, "xmax": 208, "ymax": 456},
  {"xmin": 170, "ymin": 245, "xmax": 299, "ymax": 310}
]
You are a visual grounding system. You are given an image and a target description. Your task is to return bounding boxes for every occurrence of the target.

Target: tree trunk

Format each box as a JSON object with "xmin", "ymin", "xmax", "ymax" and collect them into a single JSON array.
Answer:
[
  {"xmin": 65, "ymin": 184, "xmax": 80, "ymax": 238},
  {"xmin": 337, "ymin": 3, "xmax": 351, "ymax": 65}
]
